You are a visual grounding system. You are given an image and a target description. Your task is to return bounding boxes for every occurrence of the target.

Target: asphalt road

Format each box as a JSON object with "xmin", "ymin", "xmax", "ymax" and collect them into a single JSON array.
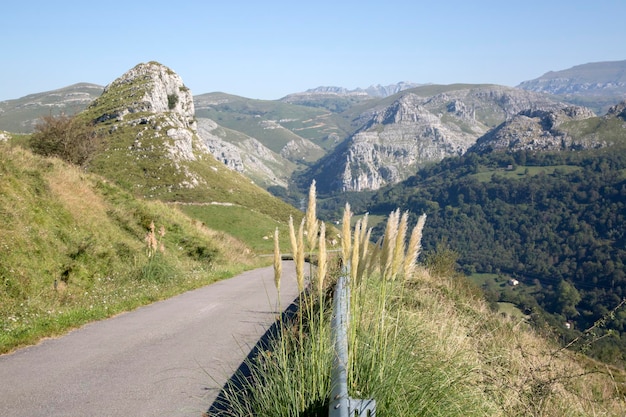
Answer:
[{"xmin": 0, "ymin": 261, "xmax": 300, "ymax": 417}]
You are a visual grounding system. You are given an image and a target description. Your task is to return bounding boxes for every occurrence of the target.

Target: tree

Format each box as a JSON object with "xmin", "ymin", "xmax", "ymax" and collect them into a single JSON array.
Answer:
[
  {"xmin": 29, "ymin": 114, "xmax": 102, "ymax": 166},
  {"xmin": 556, "ymin": 280, "xmax": 581, "ymax": 319}
]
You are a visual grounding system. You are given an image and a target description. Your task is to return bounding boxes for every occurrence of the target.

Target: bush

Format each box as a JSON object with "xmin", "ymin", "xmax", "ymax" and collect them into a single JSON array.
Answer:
[
  {"xmin": 29, "ymin": 114, "xmax": 102, "ymax": 166},
  {"xmin": 167, "ymin": 94, "xmax": 178, "ymax": 110}
]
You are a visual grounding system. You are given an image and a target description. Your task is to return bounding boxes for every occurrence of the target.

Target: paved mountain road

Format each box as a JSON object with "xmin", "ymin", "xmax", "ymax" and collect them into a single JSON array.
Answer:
[{"xmin": 0, "ymin": 261, "xmax": 300, "ymax": 417}]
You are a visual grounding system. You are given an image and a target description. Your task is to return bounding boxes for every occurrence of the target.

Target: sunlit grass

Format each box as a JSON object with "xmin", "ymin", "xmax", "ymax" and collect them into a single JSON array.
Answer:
[
  {"xmin": 0, "ymin": 143, "xmax": 259, "ymax": 353},
  {"xmin": 211, "ymin": 183, "xmax": 626, "ymax": 416}
]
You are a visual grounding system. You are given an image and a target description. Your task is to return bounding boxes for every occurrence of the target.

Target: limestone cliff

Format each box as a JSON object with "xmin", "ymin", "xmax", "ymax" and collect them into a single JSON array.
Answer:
[
  {"xmin": 90, "ymin": 61, "xmax": 201, "ymax": 162},
  {"xmin": 309, "ymin": 85, "xmax": 566, "ymax": 193},
  {"xmin": 83, "ymin": 62, "xmax": 218, "ymax": 198},
  {"xmin": 196, "ymin": 118, "xmax": 294, "ymax": 188},
  {"xmin": 469, "ymin": 106, "xmax": 598, "ymax": 153}
]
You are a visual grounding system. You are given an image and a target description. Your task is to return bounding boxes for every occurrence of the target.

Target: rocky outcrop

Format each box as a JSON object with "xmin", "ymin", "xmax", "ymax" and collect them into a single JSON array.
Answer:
[
  {"xmin": 196, "ymin": 118, "xmax": 293, "ymax": 188},
  {"xmin": 280, "ymin": 138, "xmax": 325, "ymax": 161},
  {"xmin": 469, "ymin": 106, "xmax": 598, "ymax": 153},
  {"xmin": 89, "ymin": 61, "xmax": 203, "ymax": 163},
  {"xmin": 606, "ymin": 101, "xmax": 626, "ymax": 120},
  {"xmin": 82, "ymin": 62, "xmax": 223, "ymax": 196},
  {"xmin": 309, "ymin": 86, "xmax": 567, "ymax": 192},
  {"xmin": 196, "ymin": 119, "xmax": 245, "ymax": 172}
]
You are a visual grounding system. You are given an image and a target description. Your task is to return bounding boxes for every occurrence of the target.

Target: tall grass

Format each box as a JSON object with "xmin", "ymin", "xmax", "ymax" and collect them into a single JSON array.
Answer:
[{"xmin": 210, "ymin": 182, "xmax": 626, "ymax": 416}]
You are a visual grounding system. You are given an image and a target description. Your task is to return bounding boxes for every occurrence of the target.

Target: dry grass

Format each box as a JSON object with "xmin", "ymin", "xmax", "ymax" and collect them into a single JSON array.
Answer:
[{"xmin": 47, "ymin": 162, "xmax": 109, "ymax": 226}]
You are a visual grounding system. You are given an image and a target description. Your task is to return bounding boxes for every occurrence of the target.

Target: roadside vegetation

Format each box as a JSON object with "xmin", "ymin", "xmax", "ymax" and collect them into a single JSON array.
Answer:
[
  {"xmin": 210, "ymin": 183, "xmax": 626, "ymax": 416},
  {"xmin": 0, "ymin": 142, "xmax": 260, "ymax": 354}
]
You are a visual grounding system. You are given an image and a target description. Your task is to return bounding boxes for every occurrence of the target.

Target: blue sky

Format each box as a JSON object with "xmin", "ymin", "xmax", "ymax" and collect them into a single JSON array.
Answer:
[{"xmin": 1, "ymin": 0, "xmax": 624, "ymax": 101}]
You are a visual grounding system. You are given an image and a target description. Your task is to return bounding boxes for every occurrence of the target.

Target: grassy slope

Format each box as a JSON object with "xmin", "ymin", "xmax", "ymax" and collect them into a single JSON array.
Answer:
[
  {"xmin": 194, "ymin": 92, "xmax": 351, "ymax": 152},
  {"xmin": 0, "ymin": 70, "xmax": 306, "ymax": 353},
  {"xmin": 0, "ymin": 142, "xmax": 261, "ymax": 353}
]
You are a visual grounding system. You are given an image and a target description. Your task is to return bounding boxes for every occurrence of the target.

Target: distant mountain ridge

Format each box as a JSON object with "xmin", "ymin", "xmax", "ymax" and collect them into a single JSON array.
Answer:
[
  {"xmin": 299, "ymin": 81, "xmax": 423, "ymax": 98},
  {"xmin": 0, "ymin": 83, "xmax": 103, "ymax": 133},
  {"xmin": 299, "ymin": 84, "xmax": 571, "ymax": 193},
  {"xmin": 2, "ymin": 59, "xmax": 626, "ymax": 199},
  {"xmin": 517, "ymin": 60, "xmax": 626, "ymax": 96}
]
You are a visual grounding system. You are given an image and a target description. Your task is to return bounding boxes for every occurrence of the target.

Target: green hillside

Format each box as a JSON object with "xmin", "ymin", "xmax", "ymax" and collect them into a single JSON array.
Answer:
[
  {"xmin": 0, "ymin": 141, "xmax": 265, "ymax": 353},
  {"xmin": 0, "ymin": 62, "xmax": 306, "ymax": 352},
  {"xmin": 195, "ymin": 92, "xmax": 351, "ymax": 154},
  {"xmin": 360, "ymin": 132, "xmax": 626, "ymax": 366}
]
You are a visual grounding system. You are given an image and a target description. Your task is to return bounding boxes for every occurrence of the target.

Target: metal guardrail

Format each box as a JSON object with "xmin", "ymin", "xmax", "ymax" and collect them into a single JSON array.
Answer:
[{"xmin": 329, "ymin": 269, "xmax": 376, "ymax": 417}]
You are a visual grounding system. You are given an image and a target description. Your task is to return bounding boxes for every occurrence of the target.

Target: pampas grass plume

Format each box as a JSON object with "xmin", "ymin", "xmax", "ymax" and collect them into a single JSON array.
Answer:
[
  {"xmin": 296, "ymin": 218, "xmax": 305, "ymax": 292},
  {"xmin": 381, "ymin": 209, "xmax": 399, "ymax": 280},
  {"xmin": 391, "ymin": 211, "xmax": 409, "ymax": 280},
  {"xmin": 289, "ymin": 216, "xmax": 298, "ymax": 259},
  {"xmin": 273, "ymin": 227, "xmax": 282, "ymax": 294},
  {"xmin": 404, "ymin": 213, "xmax": 427, "ymax": 279},
  {"xmin": 341, "ymin": 203, "xmax": 352, "ymax": 266},
  {"xmin": 317, "ymin": 222, "xmax": 327, "ymax": 296},
  {"xmin": 305, "ymin": 180, "xmax": 318, "ymax": 252},
  {"xmin": 351, "ymin": 219, "xmax": 361, "ymax": 284}
]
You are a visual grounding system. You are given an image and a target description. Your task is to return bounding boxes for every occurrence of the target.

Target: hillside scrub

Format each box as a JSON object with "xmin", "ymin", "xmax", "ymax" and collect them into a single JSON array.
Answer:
[
  {"xmin": 0, "ymin": 143, "xmax": 258, "ymax": 353},
  {"xmin": 29, "ymin": 113, "xmax": 103, "ymax": 166},
  {"xmin": 210, "ymin": 185, "xmax": 626, "ymax": 416}
]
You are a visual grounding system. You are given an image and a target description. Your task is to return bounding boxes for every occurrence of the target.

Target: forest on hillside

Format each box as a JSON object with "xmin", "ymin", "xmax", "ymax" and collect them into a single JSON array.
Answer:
[{"xmin": 363, "ymin": 149, "xmax": 626, "ymax": 365}]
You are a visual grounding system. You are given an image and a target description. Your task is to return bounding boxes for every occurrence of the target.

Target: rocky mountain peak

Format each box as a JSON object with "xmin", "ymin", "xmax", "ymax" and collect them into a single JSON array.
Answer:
[
  {"xmin": 606, "ymin": 101, "xmax": 626, "ymax": 120},
  {"xmin": 369, "ymin": 93, "xmax": 437, "ymax": 126},
  {"xmin": 95, "ymin": 61, "xmax": 195, "ymax": 129},
  {"xmin": 469, "ymin": 105, "xmax": 598, "ymax": 154},
  {"xmin": 88, "ymin": 61, "xmax": 202, "ymax": 162}
]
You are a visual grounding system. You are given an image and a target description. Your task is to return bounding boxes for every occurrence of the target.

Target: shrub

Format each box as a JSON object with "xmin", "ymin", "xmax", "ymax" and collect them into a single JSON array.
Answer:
[
  {"xmin": 167, "ymin": 94, "xmax": 178, "ymax": 110},
  {"xmin": 29, "ymin": 114, "xmax": 102, "ymax": 166}
]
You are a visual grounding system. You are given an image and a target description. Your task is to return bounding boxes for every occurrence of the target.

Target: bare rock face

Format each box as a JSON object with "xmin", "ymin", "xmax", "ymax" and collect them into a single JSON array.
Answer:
[
  {"xmin": 196, "ymin": 118, "xmax": 292, "ymax": 188},
  {"xmin": 606, "ymin": 101, "xmax": 626, "ymax": 120},
  {"xmin": 197, "ymin": 118, "xmax": 245, "ymax": 172},
  {"xmin": 469, "ymin": 106, "xmax": 598, "ymax": 153},
  {"xmin": 99, "ymin": 62, "xmax": 195, "ymax": 125},
  {"xmin": 317, "ymin": 86, "xmax": 565, "ymax": 192},
  {"xmin": 83, "ymin": 62, "xmax": 219, "ymax": 196},
  {"xmin": 91, "ymin": 61, "xmax": 202, "ymax": 162},
  {"xmin": 280, "ymin": 138, "xmax": 324, "ymax": 161}
]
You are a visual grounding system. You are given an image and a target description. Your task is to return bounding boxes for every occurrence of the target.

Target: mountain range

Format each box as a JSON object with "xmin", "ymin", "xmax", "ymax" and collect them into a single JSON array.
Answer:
[{"xmin": 2, "ymin": 60, "xmax": 625, "ymax": 199}]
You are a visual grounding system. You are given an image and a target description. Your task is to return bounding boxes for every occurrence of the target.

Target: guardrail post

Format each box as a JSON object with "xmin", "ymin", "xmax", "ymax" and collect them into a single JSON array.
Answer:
[{"xmin": 329, "ymin": 267, "xmax": 376, "ymax": 417}]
